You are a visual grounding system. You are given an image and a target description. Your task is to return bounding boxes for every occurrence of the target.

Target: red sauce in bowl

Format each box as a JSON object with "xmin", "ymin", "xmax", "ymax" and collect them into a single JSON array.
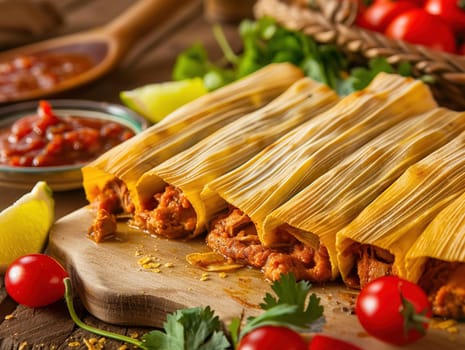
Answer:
[
  {"xmin": 0, "ymin": 52, "xmax": 94, "ymax": 101},
  {"xmin": 0, "ymin": 100, "xmax": 135, "ymax": 167}
]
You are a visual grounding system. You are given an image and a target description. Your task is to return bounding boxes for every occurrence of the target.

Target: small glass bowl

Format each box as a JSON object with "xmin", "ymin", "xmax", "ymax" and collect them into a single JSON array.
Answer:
[{"xmin": 0, "ymin": 99, "xmax": 148, "ymax": 191}]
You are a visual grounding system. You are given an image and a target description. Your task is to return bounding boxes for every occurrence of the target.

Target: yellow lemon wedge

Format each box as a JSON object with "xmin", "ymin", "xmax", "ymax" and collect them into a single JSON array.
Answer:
[
  {"xmin": 120, "ymin": 78, "xmax": 208, "ymax": 123},
  {"xmin": 0, "ymin": 181, "xmax": 54, "ymax": 272}
]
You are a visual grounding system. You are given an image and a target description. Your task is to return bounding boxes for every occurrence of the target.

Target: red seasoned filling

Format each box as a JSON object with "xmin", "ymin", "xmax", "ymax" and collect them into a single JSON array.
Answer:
[
  {"xmin": 132, "ymin": 185, "xmax": 197, "ymax": 239},
  {"xmin": 344, "ymin": 244, "xmax": 394, "ymax": 289},
  {"xmin": 0, "ymin": 100, "xmax": 134, "ymax": 167},
  {"xmin": 206, "ymin": 206, "xmax": 332, "ymax": 282},
  {"xmin": 88, "ymin": 208, "xmax": 117, "ymax": 243},
  {"xmin": 92, "ymin": 178, "xmax": 135, "ymax": 215},
  {"xmin": 0, "ymin": 52, "xmax": 94, "ymax": 101},
  {"xmin": 418, "ymin": 259, "xmax": 465, "ymax": 320}
]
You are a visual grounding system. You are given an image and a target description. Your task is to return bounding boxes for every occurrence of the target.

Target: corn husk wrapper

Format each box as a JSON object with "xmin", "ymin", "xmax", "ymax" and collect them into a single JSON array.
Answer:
[
  {"xmin": 81, "ymin": 63, "xmax": 304, "ymax": 210},
  {"xmin": 265, "ymin": 108, "xmax": 465, "ymax": 280},
  {"xmin": 337, "ymin": 130, "xmax": 465, "ymax": 284},
  {"xmin": 406, "ymin": 190, "xmax": 465, "ymax": 283},
  {"xmin": 135, "ymin": 78, "xmax": 339, "ymax": 236},
  {"xmin": 204, "ymin": 73, "xmax": 436, "ymax": 247}
]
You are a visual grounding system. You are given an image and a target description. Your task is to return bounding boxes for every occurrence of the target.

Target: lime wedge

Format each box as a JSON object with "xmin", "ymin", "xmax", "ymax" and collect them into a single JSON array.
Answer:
[
  {"xmin": 120, "ymin": 78, "xmax": 208, "ymax": 123},
  {"xmin": 0, "ymin": 181, "xmax": 55, "ymax": 272}
]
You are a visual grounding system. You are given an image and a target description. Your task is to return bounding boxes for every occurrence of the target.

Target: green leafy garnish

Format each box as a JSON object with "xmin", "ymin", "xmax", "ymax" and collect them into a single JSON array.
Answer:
[
  {"xmin": 173, "ymin": 17, "xmax": 416, "ymax": 95},
  {"xmin": 236, "ymin": 274, "xmax": 324, "ymax": 341},
  {"xmin": 64, "ymin": 278, "xmax": 229, "ymax": 350},
  {"xmin": 142, "ymin": 307, "xmax": 230, "ymax": 350},
  {"xmin": 64, "ymin": 273, "xmax": 324, "ymax": 350}
]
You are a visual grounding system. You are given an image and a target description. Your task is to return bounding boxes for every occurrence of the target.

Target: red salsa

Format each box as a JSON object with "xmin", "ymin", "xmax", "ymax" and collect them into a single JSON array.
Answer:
[
  {"xmin": 0, "ymin": 100, "xmax": 135, "ymax": 167},
  {"xmin": 0, "ymin": 52, "xmax": 94, "ymax": 101}
]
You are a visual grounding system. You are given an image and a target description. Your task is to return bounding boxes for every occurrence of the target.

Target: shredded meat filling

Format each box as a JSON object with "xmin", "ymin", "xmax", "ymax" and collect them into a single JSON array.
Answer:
[
  {"xmin": 206, "ymin": 206, "xmax": 332, "ymax": 282},
  {"xmin": 418, "ymin": 259, "xmax": 465, "ymax": 319},
  {"xmin": 87, "ymin": 179, "xmax": 133, "ymax": 243},
  {"xmin": 87, "ymin": 208, "xmax": 117, "ymax": 243},
  {"xmin": 91, "ymin": 178, "xmax": 134, "ymax": 214},
  {"xmin": 345, "ymin": 244, "xmax": 394, "ymax": 289},
  {"xmin": 132, "ymin": 185, "xmax": 197, "ymax": 239}
]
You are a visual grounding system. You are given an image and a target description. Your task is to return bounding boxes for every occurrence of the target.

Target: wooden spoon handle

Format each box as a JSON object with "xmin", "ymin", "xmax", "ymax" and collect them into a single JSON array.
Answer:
[{"xmin": 103, "ymin": 0, "xmax": 193, "ymax": 49}]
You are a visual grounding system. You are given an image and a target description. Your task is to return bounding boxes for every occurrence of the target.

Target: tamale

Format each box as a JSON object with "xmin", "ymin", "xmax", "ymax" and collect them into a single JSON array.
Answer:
[
  {"xmin": 132, "ymin": 77, "xmax": 339, "ymax": 238},
  {"xmin": 337, "ymin": 130, "xmax": 465, "ymax": 290},
  {"xmin": 406, "ymin": 191, "xmax": 465, "ymax": 319},
  {"xmin": 264, "ymin": 108, "xmax": 465, "ymax": 281},
  {"xmin": 81, "ymin": 63, "xmax": 304, "ymax": 214},
  {"xmin": 203, "ymin": 73, "xmax": 437, "ymax": 281}
]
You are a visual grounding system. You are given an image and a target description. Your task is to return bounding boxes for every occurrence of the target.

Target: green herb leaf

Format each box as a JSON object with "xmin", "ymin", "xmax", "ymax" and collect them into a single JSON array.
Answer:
[
  {"xmin": 172, "ymin": 44, "xmax": 211, "ymax": 81},
  {"xmin": 141, "ymin": 306, "xmax": 230, "ymax": 350},
  {"xmin": 238, "ymin": 273, "xmax": 324, "ymax": 339},
  {"xmin": 227, "ymin": 317, "xmax": 242, "ymax": 349}
]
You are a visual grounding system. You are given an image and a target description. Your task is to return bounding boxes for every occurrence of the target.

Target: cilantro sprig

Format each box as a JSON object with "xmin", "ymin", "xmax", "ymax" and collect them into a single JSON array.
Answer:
[
  {"xmin": 173, "ymin": 17, "xmax": 416, "ymax": 95},
  {"xmin": 64, "ymin": 273, "xmax": 324, "ymax": 350},
  {"xmin": 141, "ymin": 307, "xmax": 230, "ymax": 350},
  {"xmin": 234, "ymin": 274, "xmax": 324, "ymax": 343}
]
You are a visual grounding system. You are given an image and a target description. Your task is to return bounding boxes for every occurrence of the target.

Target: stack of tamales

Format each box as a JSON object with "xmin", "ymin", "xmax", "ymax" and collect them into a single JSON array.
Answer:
[
  {"xmin": 82, "ymin": 64, "xmax": 465, "ymax": 319},
  {"xmin": 133, "ymin": 77, "xmax": 339, "ymax": 238},
  {"xmin": 82, "ymin": 63, "xmax": 304, "ymax": 216}
]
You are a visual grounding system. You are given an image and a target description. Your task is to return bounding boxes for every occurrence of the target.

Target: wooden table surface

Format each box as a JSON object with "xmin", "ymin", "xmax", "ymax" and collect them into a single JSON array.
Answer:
[{"xmin": 0, "ymin": 0, "xmax": 245, "ymax": 348}]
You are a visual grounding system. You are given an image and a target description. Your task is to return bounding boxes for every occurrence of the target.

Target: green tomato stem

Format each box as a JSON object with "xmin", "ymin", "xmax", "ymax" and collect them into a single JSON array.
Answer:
[{"xmin": 63, "ymin": 277, "xmax": 146, "ymax": 349}]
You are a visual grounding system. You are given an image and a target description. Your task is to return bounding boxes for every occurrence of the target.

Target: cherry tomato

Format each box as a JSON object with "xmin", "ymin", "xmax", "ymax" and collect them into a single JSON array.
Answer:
[
  {"xmin": 357, "ymin": 0, "xmax": 417, "ymax": 32},
  {"xmin": 460, "ymin": 42, "xmax": 465, "ymax": 55},
  {"xmin": 355, "ymin": 276, "xmax": 432, "ymax": 346},
  {"xmin": 424, "ymin": 0, "xmax": 465, "ymax": 34},
  {"xmin": 308, "ymin": 334, "xmax": 363, "ymax": 350},
  {"xmin": 238, "ymin": 326, "xmax": 307, "ymax": 350},
  {"xmin": 4, "ymin": 253, "xmax": 68, "ymax": 307},
  {"xmin": 385, "ymin": 8, "xmax": 457, "ymax": 53}
]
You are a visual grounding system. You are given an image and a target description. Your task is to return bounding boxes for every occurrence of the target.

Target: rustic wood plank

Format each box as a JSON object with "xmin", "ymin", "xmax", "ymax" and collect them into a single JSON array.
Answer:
[{"xmin": 46, "ymin": 208, "xmax": 465, "ymax": 350}]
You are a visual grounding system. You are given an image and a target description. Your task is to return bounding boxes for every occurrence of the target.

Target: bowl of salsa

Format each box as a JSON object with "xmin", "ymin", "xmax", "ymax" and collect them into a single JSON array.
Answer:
[{"xmin": 0, "ymin": 99, "xmax": 148, "ymax": 191}]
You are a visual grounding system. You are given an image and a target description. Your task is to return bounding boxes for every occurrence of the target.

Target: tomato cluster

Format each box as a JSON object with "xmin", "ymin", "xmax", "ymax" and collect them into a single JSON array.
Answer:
[
  {"xmin": 356, "ymin": 0, "xmax": 465, "ymax": 54},
  {"xmin": 239, "ymin": 276, "xmax": 432, "ymax": 349},
  {"xmin": 237, "ymin": 327, "xmax": 362, "ymax": 350}
]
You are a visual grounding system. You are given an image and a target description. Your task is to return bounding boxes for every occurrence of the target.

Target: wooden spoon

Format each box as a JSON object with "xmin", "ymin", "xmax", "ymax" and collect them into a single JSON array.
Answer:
[{"xmin": 0, "ymin": 0, "xmax": 194, "ymax": 103}]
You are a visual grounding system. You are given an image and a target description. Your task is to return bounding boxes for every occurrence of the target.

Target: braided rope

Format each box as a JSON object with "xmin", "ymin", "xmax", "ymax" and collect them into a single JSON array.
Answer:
[{"xmin": 254, "ymin": 0, "xmax": 465, "ymax": 110}]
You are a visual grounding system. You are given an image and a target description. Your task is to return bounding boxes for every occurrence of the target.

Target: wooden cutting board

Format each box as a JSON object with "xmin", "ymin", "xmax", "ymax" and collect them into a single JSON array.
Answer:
[{"xmin": 48, "ymin": 208, "xmax": 465, "ymax": 350}]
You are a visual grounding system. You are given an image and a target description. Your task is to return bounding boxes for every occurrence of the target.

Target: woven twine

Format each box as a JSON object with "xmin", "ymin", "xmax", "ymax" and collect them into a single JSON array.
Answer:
[{"xmin": 254, "ymin": 0, "xmax": 465, "ymax": 110}]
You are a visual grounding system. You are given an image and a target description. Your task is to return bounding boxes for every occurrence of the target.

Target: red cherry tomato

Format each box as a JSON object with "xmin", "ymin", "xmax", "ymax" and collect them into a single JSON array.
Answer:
[
  {"xmin": 355, "ymin": 276, "xmax": 432, "ymax": 346},
  {"xmin": 385, "ymin": 8, "xmax": 457, "ymax": 53},
  {"xmin": 4, "ymin": 254, "xmax": 68, "ymax": 307},
  {"xmin": 460, "ymin": 42, "xmax": 465, "ymax": 55},
  {"xmin": 357, "ymin": 0, "xmax": 417, "ymax": 32},
  {"xmin": 424, "ymin": 0, "xmax": 465, "ymax": 34},
  {"xmin": 238, "ymin": 326, "xmax": 307, "ymax": 350},
  {"xmin": 308, "ymin": 334, "xmax": 363, "ymax": 350}
]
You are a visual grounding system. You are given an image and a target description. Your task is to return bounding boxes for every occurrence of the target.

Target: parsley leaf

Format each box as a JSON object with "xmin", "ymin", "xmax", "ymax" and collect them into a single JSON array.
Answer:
[{"xmin": 141, "ymin": 306, "xmax": 230, "ymax": 350}]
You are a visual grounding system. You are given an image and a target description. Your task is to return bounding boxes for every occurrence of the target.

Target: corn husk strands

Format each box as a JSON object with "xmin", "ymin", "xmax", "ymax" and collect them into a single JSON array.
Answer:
[
  {"xmin": 134, "ymin": 77, "xmax": 339, "ymax": 237},
  {"xmin": 82, "ymin": 63, "xmax": 304, "ymax": 211},
  {"xmin": 205, "ymin": 73, "xmax": 436, "ymax": 248},
  {"xmin": 337, "ymin": 130, "xmax": 465, "ymax": 284},
  {"xmin": 265, "ymin": 107, "xmax": 465, "ymax": 280}
]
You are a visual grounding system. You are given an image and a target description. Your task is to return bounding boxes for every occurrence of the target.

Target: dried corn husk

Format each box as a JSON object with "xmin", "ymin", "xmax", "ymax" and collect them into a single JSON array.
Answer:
[
  {"xmin": 337, "ymin": 130, "xmax": 465, "ymax": 285},
  {"xmin": 134, "ymin": 77, "xmax": 339, "ymax": 237},
  {"xmin": 204, "ymin": 73, "xmax": 436, "ymax": 247},
  {"xmin": 81, "ymin": 63, "xmax": 304, "ymax": 211},
  {"xmin": 406, "ymin": 190, "xmax": 465, "ymax": 283},
  {"xmin": 264, "ymin": 108, "xmax": 465, "ymax": 280}
]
